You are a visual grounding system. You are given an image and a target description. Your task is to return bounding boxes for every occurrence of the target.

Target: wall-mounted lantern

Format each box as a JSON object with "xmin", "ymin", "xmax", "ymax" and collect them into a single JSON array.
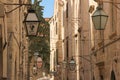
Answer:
[
  {"xmin": 92, "ymin": 6, "xmax": 108, "ymax": 30},
  {"xmin": 24, "ymin": 9, "xmax": 40, "ymax": 36}
]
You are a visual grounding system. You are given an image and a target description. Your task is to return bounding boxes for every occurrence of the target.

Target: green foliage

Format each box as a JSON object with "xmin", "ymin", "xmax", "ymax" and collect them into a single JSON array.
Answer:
[{"xmin": 29, "ymin": 0, "xmax": 50, "ymax": 73}]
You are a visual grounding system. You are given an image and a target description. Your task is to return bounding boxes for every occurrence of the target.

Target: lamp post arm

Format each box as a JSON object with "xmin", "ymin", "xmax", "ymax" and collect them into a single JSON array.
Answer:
[
  {"xmin": 6, "ymin": 5, "xmax": 23, "ymax": 14},
  {"xmin": 4, "ymin": 3, "xmax": 31, "ymax": 14},
  {"xmin": 4, "ymin": 3, "xmax": 31, "ymax": 5},
  {"xmin": 95, "ymin": 1, "xmax": 120, "ymax": 10},
  {"xmin": 3, "ymin": 0, "xmax": 41, "ymax": 12},
  {"xmin": 102, "ymin": 1, "xmax": 120, "ymax": 10}
]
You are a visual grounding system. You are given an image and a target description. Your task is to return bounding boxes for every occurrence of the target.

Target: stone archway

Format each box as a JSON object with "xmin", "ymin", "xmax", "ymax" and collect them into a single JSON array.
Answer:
[{"xmin": 111, "ymin": 70, "xmax": 116, "ymax": 80}]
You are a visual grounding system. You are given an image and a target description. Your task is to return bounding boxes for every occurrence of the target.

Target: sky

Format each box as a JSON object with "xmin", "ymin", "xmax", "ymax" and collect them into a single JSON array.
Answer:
[
  {"xmin": 40, "ymin": 0, "xmax": 54, "ymax": 18},
  {"xmin": 32, "ymin": 0, "xmax": 54, "ymax": 18}
]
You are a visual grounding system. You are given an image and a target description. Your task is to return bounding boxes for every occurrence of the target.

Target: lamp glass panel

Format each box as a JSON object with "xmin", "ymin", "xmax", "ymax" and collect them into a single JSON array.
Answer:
[
  {"xmin": 69, "ymin": 59, "xmax": 76, "ymax": 71},
  {"xmin": 92, "ymin": 7, "xmax": 108, "ymax": 30},
  {"xmin": 26, "ymin": 22, "xmax": 39, "ymax": 36},
  {"xmin": 92, "ymin": 16, "xmax": 101, "ymax": 30},
  {"xmin": 69, "ymin": 63, "xmax": 76, "ymax": 71},
  {"xmin": 101, "ymin": 15, "xmax": 108, "ymax": 30},
  {"xmin": 26, "ymin": 13, "xmax": 38, "ymax": 21}
]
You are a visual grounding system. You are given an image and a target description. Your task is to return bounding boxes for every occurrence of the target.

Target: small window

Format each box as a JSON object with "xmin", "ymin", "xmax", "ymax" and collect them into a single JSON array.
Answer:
[
  {"xmin": 56, "ymin": 49, "xmax": 58, "ymax": 64},
  {"xmin": 66, "ymin": 3, "xmax": 68, "ymax": 18},
  {"xmin": 66, "ymin": 38, "xmax": 69, "ymax": 58},
  {"xmin": 56, "ymin": 22, "xmax": 57, "ymax": 34}
]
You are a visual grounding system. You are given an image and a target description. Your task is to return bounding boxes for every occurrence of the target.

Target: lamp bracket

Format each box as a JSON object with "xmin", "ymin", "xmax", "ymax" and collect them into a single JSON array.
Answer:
[
  {"xmin": 101, "ymin": 1, "xmax": 120, "ymax": 4},
  {"xmin": 2, "ymin": 0, "xmax": 41, "ymax": 14},
  {"xmin": 4, "ymin": 3, "xmax": 31, "ymax": 5},
  {"xmin": 3, "ymin": 3, "xmax": 31, "ymax": 14},
  {"xmin": 97, "ymin": 1, "xmax": 120, "ymax": 10}
]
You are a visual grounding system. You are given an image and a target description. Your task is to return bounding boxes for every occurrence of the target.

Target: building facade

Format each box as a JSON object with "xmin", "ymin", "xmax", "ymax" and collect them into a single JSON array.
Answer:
[
  {"xmin": 50, "ymin": 0, "xmax": 91, "ymax": 80},
  {"xmin": 90, "ymin": 0, "xmax": 120, "ymax": 80},
  {"xmin": 49, "ymin": 0, "xmax": 65, "ymax": 79},
  {"xmin": 51, "ymin": 0, "xmax": 120, "ymax": 80},
  {"xmin": 0, "ymin": 0, "xmax": 29, "ymax": 80}
]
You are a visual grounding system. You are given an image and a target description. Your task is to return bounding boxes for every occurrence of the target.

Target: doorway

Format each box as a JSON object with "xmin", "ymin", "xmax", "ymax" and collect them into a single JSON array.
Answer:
[{"xmin": 111, "ymin": 70, "xmax": 116, "ymax": 80}]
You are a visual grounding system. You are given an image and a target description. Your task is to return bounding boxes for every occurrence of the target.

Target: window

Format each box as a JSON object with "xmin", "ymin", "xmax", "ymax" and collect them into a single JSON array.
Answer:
[
  {"xmin": 66, "ymin": 3, "xmax": 68, "ymax": 18},
  {"xmin": 66, "ymin": 38, "xmax": 69, "ymax": 58},
  {"xmin": 111, "ymin": 71, "xmax": 116, "ymax": 80},
  {"xmin": 56, "ymin": 49, "xmax": 58, "ymax": 65},
  {"xmin": 56, "ymin": 22, "xmax": 58, "ymax": 34}
]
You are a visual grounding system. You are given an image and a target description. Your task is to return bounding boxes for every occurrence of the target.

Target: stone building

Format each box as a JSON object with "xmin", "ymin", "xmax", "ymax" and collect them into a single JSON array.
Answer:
[
  {"xmin": 90, "ymin": 0, "xmax": 120, "ymax": 80},
  {"xmin": 49, "ymin": 0, "xmax": 65, "ymax": 79},
  {"xmin": 50, "ymin": 0, "xmax": 91, "ymax": 80},
  {"xmin": 51, "ymin": 0, "xmax": 120, "ymax": 80},
  {"xmin": 0, "ymin": 0, "xmax": 29, "ymax": 80},
  {"xmin": 63, "ymin": 0, "xmax": 91, "ymax": 80}
]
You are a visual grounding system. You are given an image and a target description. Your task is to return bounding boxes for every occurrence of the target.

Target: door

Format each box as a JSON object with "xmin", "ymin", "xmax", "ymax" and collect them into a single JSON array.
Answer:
[{"xmin": 111, "ymin": 70, "xmax": 116, "ymax": 80}]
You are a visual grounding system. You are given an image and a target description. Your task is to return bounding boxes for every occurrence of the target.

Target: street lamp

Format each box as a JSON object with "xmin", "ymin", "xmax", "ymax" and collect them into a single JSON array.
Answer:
[
  {"xmin": 62, "ymin": 57, "xmax": 76, "ymax": 80},
  {"xmin": 69, "ymin": 57, "xmax": 76, "ymax": 71},
  {"xmin": 24, "ymin": 8, "xmax": 40, "ymax": 36},
  {"xmin": 62, "ymin": 57, "xmax": 76, "ymax": 71},
  {"xmin": 92, "ymin": 5, "xmax": 108, "ymax": 30},
  {"xmin": 25, "ymin": 9, "xmax": 40, "ymax": 79}
]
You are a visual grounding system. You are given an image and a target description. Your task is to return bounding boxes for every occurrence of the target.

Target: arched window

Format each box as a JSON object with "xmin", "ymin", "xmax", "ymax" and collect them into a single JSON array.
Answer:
[
  {"xmin": 66, "ymin": 3, "xmax": 68, "ymax": 18},
  {"xmin": 111, "ymin": 70, "xmax": 116, "ymax": 80}
]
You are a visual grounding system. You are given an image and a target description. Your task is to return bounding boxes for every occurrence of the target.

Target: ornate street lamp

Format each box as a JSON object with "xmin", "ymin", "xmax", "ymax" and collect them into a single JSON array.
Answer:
[
  {"xmin": 69, "ymin": 57, "xmax": 76, "ymax": 71},
  {"xmin": 24, "ymin": 8, "xmax": 40, "ymax": 36},
  {"xmin": 62, "ymin": 57, "xmax": 76, "ymax": 71},
  {"xmin": 92, "ymin": 6, "xmax": 108, "ymax": 30}
]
